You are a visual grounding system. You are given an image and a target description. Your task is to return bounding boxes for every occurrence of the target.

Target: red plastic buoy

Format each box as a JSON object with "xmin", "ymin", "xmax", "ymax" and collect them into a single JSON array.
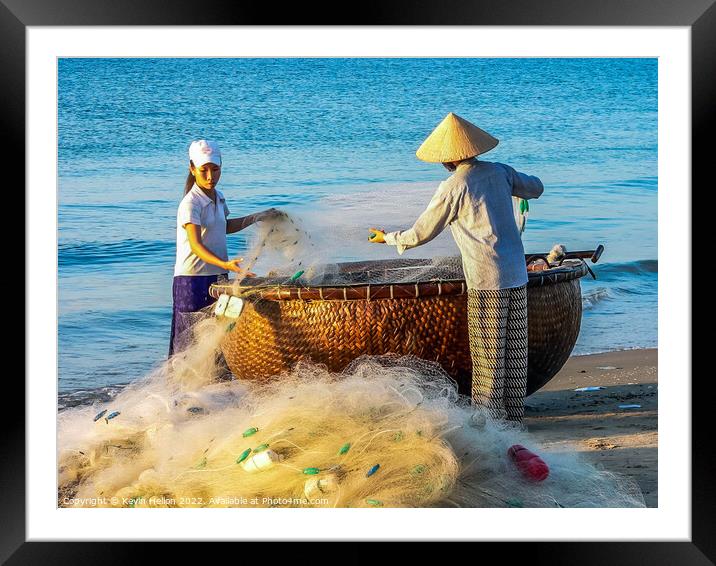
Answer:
[{"xmin": 508, "ymin": 444, "xmax": 549, "ymax": 482}]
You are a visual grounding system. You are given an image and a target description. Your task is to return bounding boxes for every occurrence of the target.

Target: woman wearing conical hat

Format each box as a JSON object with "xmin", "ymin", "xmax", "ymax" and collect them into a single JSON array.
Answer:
[{"xmin": 368, "ymin": 112, "xmax": 544, "ymax": 423}]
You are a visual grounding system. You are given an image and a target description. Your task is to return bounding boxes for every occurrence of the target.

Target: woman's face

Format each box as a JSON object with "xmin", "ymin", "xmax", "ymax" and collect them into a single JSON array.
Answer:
[{"xmin": 191, "ymin": 162, "xmax": 222, "ymax": 190}]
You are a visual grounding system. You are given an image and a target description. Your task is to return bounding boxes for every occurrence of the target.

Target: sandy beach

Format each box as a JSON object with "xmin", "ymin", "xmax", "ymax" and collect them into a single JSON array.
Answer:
[{"xmin": 524, "ymin": 348, "xmax": 658, "ymax": 507}]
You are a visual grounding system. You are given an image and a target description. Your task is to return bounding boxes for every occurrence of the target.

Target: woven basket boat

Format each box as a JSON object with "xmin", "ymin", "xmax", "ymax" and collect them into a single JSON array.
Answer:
[{"xmin": 210, "ymin": 255, "xmax": 592, "ymax": 396}]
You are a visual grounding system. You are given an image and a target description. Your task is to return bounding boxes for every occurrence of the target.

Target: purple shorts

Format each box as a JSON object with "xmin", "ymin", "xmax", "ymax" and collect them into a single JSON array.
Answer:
[{"xmin": 168, "ymin": 274, "xmax": 226, "ymax": 358}]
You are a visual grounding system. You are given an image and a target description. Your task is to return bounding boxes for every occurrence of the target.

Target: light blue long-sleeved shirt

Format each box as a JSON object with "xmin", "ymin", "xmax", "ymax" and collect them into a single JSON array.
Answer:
[{"xmin": 384, "ymin": 159, "xmax": 544, "ymax": 290}]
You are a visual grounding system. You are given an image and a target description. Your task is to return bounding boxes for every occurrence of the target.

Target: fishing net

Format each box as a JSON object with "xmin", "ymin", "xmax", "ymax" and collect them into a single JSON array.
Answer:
[
  {"xmin": 58, "ymin": 201, "xmax": 642, "ymax": 509},
  {"xmin": 58, "ymin": 316, "xmax": 644, "ymax": 508},
  {"xmin": 229, "ymin": 197, "xmax": 529, "ymax": 292}
]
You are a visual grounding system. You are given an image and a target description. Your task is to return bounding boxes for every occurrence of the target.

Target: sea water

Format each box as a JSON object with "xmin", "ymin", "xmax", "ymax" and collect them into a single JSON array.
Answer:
[{"xmin": 58, "ymin": 58, "xmax": 657, "ymax": 397}]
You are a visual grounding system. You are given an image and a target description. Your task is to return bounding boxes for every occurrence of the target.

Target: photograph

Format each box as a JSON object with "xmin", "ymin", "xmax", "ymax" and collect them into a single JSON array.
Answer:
[
  {"xmin": 56, "ymin": 56, "xmax": 658, "ymax": 510},
  {"xmin": 5, "ymin": 7, "xmax": 705, "ymax": 556}
]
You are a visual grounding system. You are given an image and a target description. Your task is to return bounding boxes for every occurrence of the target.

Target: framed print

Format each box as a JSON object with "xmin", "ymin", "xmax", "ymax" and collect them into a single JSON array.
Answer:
[{"xmin": 4, "ymin": 0, "xmax": 712, "ymax": 562}]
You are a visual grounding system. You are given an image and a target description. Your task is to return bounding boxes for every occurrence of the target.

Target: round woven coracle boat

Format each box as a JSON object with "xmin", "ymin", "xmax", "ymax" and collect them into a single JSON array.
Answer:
[{"xmin": 210, "ymin": 256, "xmax": 590, "ymax": 396}]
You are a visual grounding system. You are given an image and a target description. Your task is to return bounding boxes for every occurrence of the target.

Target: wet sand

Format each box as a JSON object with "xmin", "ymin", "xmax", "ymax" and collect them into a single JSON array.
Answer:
[{"xmin": 524, "ymin": 348, "xmax": 658, "ymax": 507}]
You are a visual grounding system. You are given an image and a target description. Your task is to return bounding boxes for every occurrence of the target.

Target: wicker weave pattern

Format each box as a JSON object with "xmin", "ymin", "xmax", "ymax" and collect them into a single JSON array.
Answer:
[
  {"xmin": 219, "ymin": 275, "xmax": 583, "ymax": 396},
  {"xmin": 525, "ymin": 278, "xmax": 583, "ymax": 394},
  {"xmin": 221, "ymin": 293, "xmax": 472, "ymax": 391}
]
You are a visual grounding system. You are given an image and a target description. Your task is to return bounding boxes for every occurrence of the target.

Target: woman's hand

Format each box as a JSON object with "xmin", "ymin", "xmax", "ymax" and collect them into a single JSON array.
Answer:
[
  {"xmin": 368, "ymin": 228, "xmax": 386, "ymax": 243},
  {"xmin": 222, "ymin": 257, "xmax": 256, "ymax": 277},
  {"xmin": 254, "ymin": 208, "xmax": 284, "ymax": 222}
]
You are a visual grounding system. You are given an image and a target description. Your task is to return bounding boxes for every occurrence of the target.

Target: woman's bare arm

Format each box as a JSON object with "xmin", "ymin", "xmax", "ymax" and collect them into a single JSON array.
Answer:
[
  {"xmin": 226, "ymin": 215, "xmax": 256, "ymax": 234},
  {"xmin": 226, "ymin": 208, "xmax": 282, "ymax": 234}
]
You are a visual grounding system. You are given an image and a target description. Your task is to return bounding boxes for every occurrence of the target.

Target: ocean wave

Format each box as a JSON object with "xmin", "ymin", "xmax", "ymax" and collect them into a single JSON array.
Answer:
[
  {"xmin": 582, "ymin": 287, "xmax": 612, "ymax": 310},
  {"xmin": 232, "ymin": 193, "xmax": 318, "ymax": 207},
  {"xmin": 550, "ymin": 176, "xmax": 657, "ymax": 192},
  {"xmin": 595, "ymin": 259, "xmax": 657, "ymax": 276},
  {"xmin": 60, "ymin": 307, "xmax": 169, "ymax": 333},
  {"xmin": 58, "ymin": 383, "xmax": 128, "ymax": 411},
  {"xmin": 59, "ymin": 237, "xmax": 245, "ymax": 268},
  {"xmin": 572, "ymin": 345, "xmax": 657, "ymax": 356},
  {"xmin": 61, "ymin": 199, "xmax": 170, "ymax": 212},
  {"xmin": 59, "ymin": 239, "xmax": 176, "ymax": 268},
  {"xmin": 610, "ymin": 177, "xmax": 658, "ymax": 190}
]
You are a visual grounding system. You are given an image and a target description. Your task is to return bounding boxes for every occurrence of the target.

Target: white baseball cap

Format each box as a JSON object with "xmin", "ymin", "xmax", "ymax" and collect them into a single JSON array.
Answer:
[{"xmin": 189, "ymin": 139, "xmax": 222, "ymax": 168}]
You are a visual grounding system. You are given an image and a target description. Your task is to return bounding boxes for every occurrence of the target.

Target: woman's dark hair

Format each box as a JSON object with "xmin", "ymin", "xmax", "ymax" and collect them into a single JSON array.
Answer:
[{"xmin": 184, "ymin": 160, "xmax": 196, "ymax": 195}]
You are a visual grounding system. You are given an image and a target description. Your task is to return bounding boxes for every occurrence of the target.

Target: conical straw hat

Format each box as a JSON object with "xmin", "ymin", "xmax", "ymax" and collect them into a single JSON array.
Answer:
[{"xmin": 415, "ymin": 112, "xmax": 499, "ymax": 163}]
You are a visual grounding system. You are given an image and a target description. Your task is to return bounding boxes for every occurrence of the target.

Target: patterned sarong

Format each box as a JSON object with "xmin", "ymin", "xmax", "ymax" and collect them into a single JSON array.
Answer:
[{"xmin": 467, "ymin": 285, "xmax": 528, "ymax": 423}]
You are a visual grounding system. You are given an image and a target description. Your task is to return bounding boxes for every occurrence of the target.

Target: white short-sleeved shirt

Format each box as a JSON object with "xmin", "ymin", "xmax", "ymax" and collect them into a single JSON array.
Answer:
[{"xmin": 174, "ymin": 184, "xmax": 231, "ymax": 276}]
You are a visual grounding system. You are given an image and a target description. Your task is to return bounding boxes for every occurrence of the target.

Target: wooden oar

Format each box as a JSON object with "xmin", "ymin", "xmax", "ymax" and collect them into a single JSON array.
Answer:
[{"xmin": 562, "ymin": 244, "xmax": 604, "ymax": 264}]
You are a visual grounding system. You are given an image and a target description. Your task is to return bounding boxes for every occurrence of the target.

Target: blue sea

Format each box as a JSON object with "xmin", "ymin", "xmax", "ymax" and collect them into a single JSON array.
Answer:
[{"xmin": 58, "ymin": 58, "xmax": 658, "ymax": 395}]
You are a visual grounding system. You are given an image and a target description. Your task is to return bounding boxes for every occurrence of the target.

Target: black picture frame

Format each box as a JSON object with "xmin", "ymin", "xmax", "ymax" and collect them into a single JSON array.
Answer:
[{"xmin": 5, "ymin": 0, "xmax": 710, "ymax": 562}]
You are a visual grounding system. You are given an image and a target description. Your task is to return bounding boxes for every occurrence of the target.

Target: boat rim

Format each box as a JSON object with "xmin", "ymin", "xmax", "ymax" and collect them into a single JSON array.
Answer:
[{"xmin": 209, "ymin": 258, "xmax": 589, "ymax": 302}]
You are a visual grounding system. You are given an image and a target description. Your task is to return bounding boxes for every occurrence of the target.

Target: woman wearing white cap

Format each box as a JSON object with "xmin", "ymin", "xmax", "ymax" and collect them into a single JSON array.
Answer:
[
  {"xmin": 169, "ymin": 139, "xmax": 280, "ymax": 357},
  {"xmin": 368, "ymin": 113, "xmax": 544, "ymax": 423}
]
